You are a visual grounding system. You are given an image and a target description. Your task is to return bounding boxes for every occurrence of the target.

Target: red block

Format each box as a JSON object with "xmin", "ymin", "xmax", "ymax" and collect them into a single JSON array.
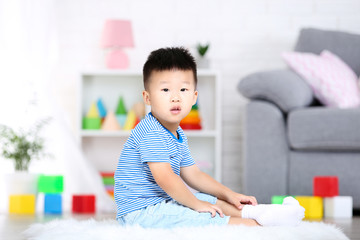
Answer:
[
  {"xmin": 313, "ymin": 176, "xmax": 339, "ymax": 197},
  {"xmin": 180, "ymin": 123, "xmax": 202, "ymax": 130},
  {"xmin": 72, "ymin": 195, "xmax": 96, "ymax": 214},
  {"xmin": 100, "ymin": 172, "xmax": 114, "ymax": 178}
]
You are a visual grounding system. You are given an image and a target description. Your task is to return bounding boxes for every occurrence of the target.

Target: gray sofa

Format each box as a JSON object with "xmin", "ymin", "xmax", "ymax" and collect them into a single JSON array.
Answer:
[{"xmin": 238, "ymin": 28, "xmax": 360, "ymax": 209}]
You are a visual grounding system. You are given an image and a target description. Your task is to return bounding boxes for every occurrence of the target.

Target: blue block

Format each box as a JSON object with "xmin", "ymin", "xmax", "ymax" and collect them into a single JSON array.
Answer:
[
  {"xmin": 97, "ymin": 98, "xmax": 107, "ymax": 118},
  {"xmin": 44, "ymin": 194, "xmax": 62, "ymax": 214},
  {"xmin": 116, "ymin": 114, "xmax": 127, "ymax": 127}
]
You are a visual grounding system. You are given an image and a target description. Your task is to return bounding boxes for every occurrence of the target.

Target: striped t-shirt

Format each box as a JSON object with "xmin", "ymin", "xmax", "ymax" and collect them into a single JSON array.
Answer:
[{"xmin": 114, "ymin": 112, "xmax": 195, "ymax": 219}]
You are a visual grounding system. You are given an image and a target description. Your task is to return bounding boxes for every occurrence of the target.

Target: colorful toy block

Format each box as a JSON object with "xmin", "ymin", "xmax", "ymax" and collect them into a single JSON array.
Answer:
[
  {"xmin": 102, "ymin": 177, "xmax": 115, "ymax": 185},
  {"xmin": 271, "ymin": 195, "xmax": 295, "ymax": 204},
  {"xmin": 123, "ymin": 109, "xmax": 137, "ymax": 130},
  {"xmin": 72, "ymin": 195, "xmax": 96, "ymax": 214},
  {"xmin": 116, "ymin": 97, "xmax": 127, "ymax": 115},
  {"xmin": 181, "ymin": 114, "xmax": 201, "ymax": 124},
  {"xmin": 9, "ymin": 195, "xmax": 36, "ymax": 214},
  {"xmin": 5, "ymin": 173, "xmax": 38, "ymax": 195},
  {"xmin": 180, "ymin": 103, "xmax": 202, "ymax": 130},
  {"xmin": 44, "ymin": 194, "xmax": 62, "ymax": 214},
  {"xmin": 313, "ymin": 176, "xmax": 339, "ymax": 197},
  {"xmin": 83, "ymin": 117, "xmax": 101, "ymax": 129},
  {"xmin": 83, "ymin": 101, "xmax": 101, "ymax": 129},
  {"xmin": 116, "ymin": 114, "xmax": 127, "ymax": 128},
  {"xmin": 97, "ymin": 98, "xmax": 107, "ymax": 118},
  {"xmin": 100, "ymin": 172, "xmax": 115, "ymax": 198},
  {"xmin": 324, "ymin": 196, "xmax": 353, "ymax": 218},
  {"xmin": 295, "ymin": 196, "xmax": 323, "ymax": 219},
  {"xmin": 115, "ymin": 96, "xmax": 128, "ymax": 127},
  {"xmin": 38, "ymin": 175, "xmax": 64, "ymax": 193},
  {"xmin": 107, "ymin": 189, "xmax": 114, "ymax": 198},
  {"xmin": 87, "ymin": 102, "xmax": 100, "ymax": 118},
  {"xmin": 100, "ymin": 172, "xmax": 114, "ymax": 178},
  {"xmin": 102, "ymin": 111, "xmax": 121, "ymax": 131},
  {"xmin": 179, "ymin": 123, "xmax": 202, "ymax": 130}
]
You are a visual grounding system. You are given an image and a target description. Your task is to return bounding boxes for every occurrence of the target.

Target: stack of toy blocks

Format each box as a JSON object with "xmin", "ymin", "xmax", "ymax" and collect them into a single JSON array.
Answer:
[
  {"xmin": 38, "ymin": 175, "xmax": 64, "ymax": 214},
  {"xmin": 101, "ymin": 172, "xmax": 115, "ymax": 198},
  {"xmin": 72, "ymin": 194, "xmax": 96, "ymax": 214},
  {"xmin": 180, "ymin": 103, "xmax": 202, "ymax": 130},
  {"xmin": 314, "ymin": 176, "xmax": 353, "ymax": 218},
  {"xmin": 8, "ymin": 174, "xmax": 38, "ymax": 215},
  {"xmin": 272, "ymin": 176, "xmax": 353, "ymax": 219},
  {"xmin": 83, "ymin": 102, "xmax": 102, "ymax": 130}
]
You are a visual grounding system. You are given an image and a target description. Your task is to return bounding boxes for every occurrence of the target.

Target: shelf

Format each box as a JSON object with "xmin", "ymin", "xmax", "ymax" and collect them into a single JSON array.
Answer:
[
  {"xmin": 79, "ymin": 69, "xmax": 222, "ymax": 181},
  {"xmin": 81, "ymin": 130, "xmax": 218, "ymax": 138}
]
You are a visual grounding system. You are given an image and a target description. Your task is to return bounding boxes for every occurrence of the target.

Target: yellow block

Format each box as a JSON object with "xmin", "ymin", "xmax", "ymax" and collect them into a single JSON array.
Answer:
[
  {"xmin": 296, "ymin": 196, "xmax": 323, "ymax": 219},
  {"xmin": 86, "ymin": 102, "xmax": 100, "ymax": 118},
  {"xmin": 123, "ymin": 110, "xmax": 136, "ymax": 130},
  {"xmin": 187, "ymin": 110, "xmax": 199, "ymax": 118},
  {"xmin": 9, "ymin": 195, "xmax": 36, "ymax": 214}
]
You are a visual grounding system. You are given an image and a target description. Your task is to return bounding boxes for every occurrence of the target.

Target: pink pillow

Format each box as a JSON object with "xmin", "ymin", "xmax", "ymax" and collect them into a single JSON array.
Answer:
[{"xmin": 282, "ymin": 50, "xmax": 360, "ymax": 108}]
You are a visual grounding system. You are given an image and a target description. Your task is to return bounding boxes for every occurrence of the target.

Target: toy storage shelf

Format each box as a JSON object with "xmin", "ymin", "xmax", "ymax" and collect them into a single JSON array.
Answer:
[{"xmin": 78, "ymin": 70, "xmax": 222, "ymax": 182}]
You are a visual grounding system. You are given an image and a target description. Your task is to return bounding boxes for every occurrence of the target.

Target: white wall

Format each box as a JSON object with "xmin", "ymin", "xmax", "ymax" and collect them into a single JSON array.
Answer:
[{"xmin": 54, "ymin": 0, "xmax": 360, "ymax": 192}]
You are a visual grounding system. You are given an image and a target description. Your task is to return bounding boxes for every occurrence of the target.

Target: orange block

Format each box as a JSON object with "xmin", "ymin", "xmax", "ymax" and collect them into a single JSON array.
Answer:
[
  {"xmin": 181, "ymin": 116, "xmax": 201, "ymax": 125},
  {"xmin": 107, "ymin": 189, "xmax": 114, "ymax": 196}
]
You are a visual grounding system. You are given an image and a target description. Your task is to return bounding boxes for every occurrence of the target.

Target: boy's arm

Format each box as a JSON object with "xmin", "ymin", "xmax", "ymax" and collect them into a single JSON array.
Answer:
[
  {"xmin": 180, "ymin": 164, "xmax": 257, "ymax": 209},
  {"xmin": 147, "ymin": 162, "xmax": 223, "ymax": 217}
]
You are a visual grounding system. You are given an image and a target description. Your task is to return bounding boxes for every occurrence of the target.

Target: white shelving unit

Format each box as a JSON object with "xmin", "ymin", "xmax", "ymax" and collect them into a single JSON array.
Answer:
[{"xmin": 78, "ymin": 69, "xmax": 222, "ymax": 182}]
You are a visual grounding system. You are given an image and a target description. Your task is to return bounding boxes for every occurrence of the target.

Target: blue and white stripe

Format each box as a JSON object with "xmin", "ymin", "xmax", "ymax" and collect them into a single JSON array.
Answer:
[{"xmin": 114, "ymin": 112, "xmax": 195, "ymax": 218}]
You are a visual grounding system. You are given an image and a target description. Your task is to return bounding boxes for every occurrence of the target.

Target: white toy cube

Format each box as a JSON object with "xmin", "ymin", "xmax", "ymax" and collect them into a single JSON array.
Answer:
[{"xmin": 324, "ymin": 196, "xmax": 353, "ymax": 218}]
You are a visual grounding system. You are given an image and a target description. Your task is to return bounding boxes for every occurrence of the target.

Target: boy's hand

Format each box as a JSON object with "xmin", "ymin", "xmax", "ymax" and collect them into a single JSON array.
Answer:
[
  {"xmin": 227, "ymin": 192, "xmax": 258, "ymax": 210},
  {"xmin": 194, "ymin": 200, "xmax": 224, "ymax": 218}
]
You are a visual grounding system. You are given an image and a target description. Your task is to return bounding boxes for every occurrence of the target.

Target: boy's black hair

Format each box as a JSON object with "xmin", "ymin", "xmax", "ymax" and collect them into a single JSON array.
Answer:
[{"xmin": 143, "ymin": 47, "xmax": 197, "ymax": 90}]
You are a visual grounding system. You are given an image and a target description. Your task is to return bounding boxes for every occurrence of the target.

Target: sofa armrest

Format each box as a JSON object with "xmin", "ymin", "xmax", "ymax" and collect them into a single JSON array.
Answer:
[
  {"xmin": 243, "ymin": 101, "xmax": 289, "ymax": 204},
  {"xmin": 238, "ymin": 69, "xmax": 314, "ymax": 113}
]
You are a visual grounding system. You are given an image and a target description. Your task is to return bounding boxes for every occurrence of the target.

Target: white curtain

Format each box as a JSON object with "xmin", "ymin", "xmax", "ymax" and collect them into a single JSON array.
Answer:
[{"xmin": 0, "ymin": 0, "xmax": 115, "ymax": 213}]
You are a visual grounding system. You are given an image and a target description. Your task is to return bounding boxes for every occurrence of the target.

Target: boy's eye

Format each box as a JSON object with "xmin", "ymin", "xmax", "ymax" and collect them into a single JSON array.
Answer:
[
  {"xmin": 180, "ymin": 88, "xmax": 187, "ymax": 92},
  {"xmin": 162, "ymin": 88, "xmax": 169, "ymax": 92}
]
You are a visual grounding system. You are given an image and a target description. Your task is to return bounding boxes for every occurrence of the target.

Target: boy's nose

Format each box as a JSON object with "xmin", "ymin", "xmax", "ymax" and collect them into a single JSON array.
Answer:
[{"xmin": 171, "ymin": 96, "xmax": 180, "ymax": 102}]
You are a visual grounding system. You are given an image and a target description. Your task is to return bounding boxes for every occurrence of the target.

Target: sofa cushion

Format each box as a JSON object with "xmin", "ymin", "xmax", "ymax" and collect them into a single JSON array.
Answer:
[
  {"xmin": 238, "ymin": 69, "xmax": 313, "ymax": 113},
  {"xmin": 282, "ymin": 50, "xmax": 360, "ymax": 108},
  {"xmin": 295, "ymin": 28, "xmax": 360, "ymax": 76},
  {"xmin": 288, "ymin": 107, "xmax": 360, "ymax": 150}
]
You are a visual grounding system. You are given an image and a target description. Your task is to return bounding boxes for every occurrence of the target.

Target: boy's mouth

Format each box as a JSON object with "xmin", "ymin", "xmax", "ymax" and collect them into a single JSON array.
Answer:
[{"xmin": 170, "ymin": 106, "xmax": 181, "ymax": 114}]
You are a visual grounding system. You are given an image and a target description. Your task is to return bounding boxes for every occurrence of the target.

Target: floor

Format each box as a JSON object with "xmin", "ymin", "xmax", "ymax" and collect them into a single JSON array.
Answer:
[{"xmin": 1, "ymin": 213, "xmax": 359, "ymax": 240}]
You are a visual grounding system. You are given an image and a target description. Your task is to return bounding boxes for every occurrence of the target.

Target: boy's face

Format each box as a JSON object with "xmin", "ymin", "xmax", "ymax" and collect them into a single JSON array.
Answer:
[{"xmin": 142, "ymin": 70, "xmax": 198, "ymax": 131}]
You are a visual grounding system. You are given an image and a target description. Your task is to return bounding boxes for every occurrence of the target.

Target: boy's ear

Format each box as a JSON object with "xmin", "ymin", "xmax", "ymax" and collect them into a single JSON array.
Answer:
[
  {"xmin": 192, "ymin": 90, "xmax": 198, "ymax": 105},
  {"xmin": 142, "ymin": 90, "xmax": 151, "ymax": 105}
]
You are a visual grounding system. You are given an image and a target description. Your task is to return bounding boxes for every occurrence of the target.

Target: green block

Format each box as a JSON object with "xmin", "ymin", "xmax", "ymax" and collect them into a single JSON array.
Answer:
[
  {"xmin": 102, "ymin": 177, "xmax": 114, "ymax": 185},
  {"xmin": 115, "ymin": 96, "xmax": 127, "ymax": 115},
  {"xmin": 271, "ymin": 195, "xmax": 292, "ymax": 204},
  {"xmin": 82, "ymin": 117, "xmax": 101, "ymax": 130},
  {"xmin": 38, "ymin": 175, "xmax": 64, "ymax": 193}
]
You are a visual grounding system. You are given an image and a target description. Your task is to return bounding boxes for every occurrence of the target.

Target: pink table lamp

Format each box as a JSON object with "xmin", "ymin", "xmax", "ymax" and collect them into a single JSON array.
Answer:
[{"xmin": 101, "ymin": 20, "xmax": 134, "ymax": 69}]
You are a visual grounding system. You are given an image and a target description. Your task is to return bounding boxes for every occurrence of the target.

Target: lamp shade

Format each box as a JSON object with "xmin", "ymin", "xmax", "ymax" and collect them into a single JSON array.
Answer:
[{"xmin": 101, "ymin": 20, "xmax": 134, "ymax": 48}]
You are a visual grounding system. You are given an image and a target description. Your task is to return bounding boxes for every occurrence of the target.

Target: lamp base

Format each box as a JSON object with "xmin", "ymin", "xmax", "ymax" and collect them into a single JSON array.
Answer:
[{"xmin": 106, "ymin": 49, "xmax": 129, "ymax": 69}]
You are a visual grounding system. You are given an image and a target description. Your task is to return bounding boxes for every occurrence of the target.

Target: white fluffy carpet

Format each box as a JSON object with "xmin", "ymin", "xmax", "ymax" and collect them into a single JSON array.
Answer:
[{"xmin": 23, "ymin": 218, "xmax": 349, "ymax": 240}]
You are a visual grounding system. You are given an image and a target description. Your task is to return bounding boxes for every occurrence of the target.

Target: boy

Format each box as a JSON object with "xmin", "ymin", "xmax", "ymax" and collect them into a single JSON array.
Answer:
[{"xmin": 114, "ymin": 47, "xmax": 304, "ymax": 228}]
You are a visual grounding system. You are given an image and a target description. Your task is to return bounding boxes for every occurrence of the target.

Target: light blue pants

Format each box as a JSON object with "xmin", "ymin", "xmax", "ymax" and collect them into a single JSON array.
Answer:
[{"xmin": 118, "ymin": 192, "xmax": 230, "ymax": 228}]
